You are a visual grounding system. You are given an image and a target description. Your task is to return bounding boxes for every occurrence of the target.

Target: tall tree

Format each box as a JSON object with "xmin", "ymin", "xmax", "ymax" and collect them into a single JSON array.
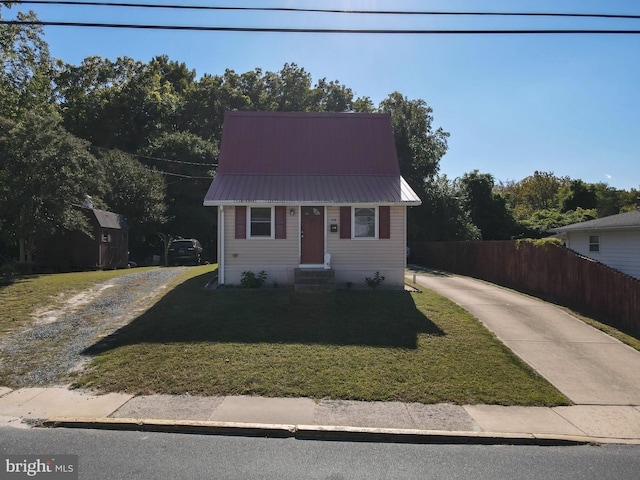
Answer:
[
  {"xmin": 141, "ymin": 131, "xmax": 217, "ymax": 258},
  {"xmin": 0, "ymin": 5, "xmax": 54, "ymax": 118},
  {"xmin": 379, "ymin": 92, "xmax": 449, "ymax": 193},
  {"xmin": 460, "ymin": 170, "xmax": 517, "ymax": 240},
  {"xmin": 558, "ymin": 179, "xmax": 597, "ymax": 213},
  {"xmin": 502, "ymin": 171, "xmax": 568, "ymax": 221},
  {"xmin": 56, "ymin": 56, "xmax": 182, "ymax": 151},
  {"xmin": 412, "ymin": 175, "xmax": 480, "ymax": 241},
  {"xmin": 0, "ymin": 112, "xmax": 101, "ymax": 263},
  {"xmin": 98, "ymin": 149, "xmax": 168, "ymax": 263}
]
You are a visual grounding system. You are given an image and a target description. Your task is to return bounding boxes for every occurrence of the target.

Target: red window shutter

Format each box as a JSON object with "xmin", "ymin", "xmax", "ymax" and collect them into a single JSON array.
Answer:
[
  {"xmin": 379, "ymin": 206, "xmax": 391, "ymax": 239},
  {"xmin": 275, "ymin": 206, "xmax": 287, "ymax": 239},
  {"xmin": 235, "ymin": 206, "xmax": 246, "ymax": 239},
  {"xmin": 340, "ymin": 207, "xmax": 351, "ymax": 239}
]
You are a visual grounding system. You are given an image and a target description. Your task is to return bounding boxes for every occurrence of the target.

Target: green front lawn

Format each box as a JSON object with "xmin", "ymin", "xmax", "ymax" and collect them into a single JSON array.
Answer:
[{"xmin": 75, "ymin": 274, "xmax": 569, "ymax": 406}]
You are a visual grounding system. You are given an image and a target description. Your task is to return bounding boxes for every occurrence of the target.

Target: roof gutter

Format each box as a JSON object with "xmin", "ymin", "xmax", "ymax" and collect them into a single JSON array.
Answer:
[{"xmin": 204, "ymin": 200, "xmax": 422, "ymax": 207}]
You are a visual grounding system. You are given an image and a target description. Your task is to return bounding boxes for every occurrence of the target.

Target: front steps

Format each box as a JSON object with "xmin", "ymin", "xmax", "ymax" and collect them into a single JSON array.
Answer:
[{"xmin": 294, "ymin": 268, "xmax": 336, "ymax": 293}]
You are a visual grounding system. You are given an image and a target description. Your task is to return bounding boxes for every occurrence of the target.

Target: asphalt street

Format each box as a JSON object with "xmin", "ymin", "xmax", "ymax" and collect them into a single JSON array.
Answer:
[{"xmin": 2, "ymin": 427, "xmax": 640, "ymax": 480}]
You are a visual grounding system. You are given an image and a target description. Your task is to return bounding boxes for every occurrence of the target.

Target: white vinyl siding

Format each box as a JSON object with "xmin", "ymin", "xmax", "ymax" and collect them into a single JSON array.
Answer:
[
  {"xmin": 566, "ymin": 229, "xmax": 640, "ymax": 280},
  {"xmin": 223, "ymin": 205, "xmax": 299, "ymax": 285},
  {"xmin": 222, "ymin": 204, "xmax": 410, "ymax": 288},
  {"xmin": 327, "ymin": 205, "xmax": 406, "ymax": 287}
]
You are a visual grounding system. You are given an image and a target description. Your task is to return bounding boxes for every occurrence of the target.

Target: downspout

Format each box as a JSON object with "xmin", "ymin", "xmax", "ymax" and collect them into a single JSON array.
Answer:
[{"xmin": 219, "ymin": 205, "xmax": 225, "ymax": 284}]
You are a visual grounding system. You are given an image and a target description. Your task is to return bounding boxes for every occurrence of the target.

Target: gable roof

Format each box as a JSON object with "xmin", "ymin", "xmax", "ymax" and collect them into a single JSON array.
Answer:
[
  {"xmin": 550, "ymin": 210, "xmax": 640, "ymax": 233},
  {"xmin": 204, "ymin": 111, "xmax": 420, "ymax": 205}
]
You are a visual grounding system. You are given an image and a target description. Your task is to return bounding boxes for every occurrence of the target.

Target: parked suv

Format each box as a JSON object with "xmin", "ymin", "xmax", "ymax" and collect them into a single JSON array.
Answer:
[{"xmin": 168, "ymin": 238, "xmax": 203, "ymax": 266}]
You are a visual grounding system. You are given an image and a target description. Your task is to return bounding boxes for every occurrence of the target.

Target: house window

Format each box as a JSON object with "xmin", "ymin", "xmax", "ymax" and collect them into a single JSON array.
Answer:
[
  {"xmin": 353, "ymin": 207, "xmax": 377, "ymax": 239},
  {"xmin": 249, "ymin": 207, "xmax": 273, "ymax": 238},
  {"xmin": 589, "ymin": 235, "xmax": 600, "ymax": 252}
]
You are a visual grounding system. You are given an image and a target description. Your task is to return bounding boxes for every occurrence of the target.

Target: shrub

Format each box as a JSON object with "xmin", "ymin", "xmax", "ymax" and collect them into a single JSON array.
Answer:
[
  {"xmin": 240, "ymin": 270, "xmax": 268, "ymax": 288},
  {"xmin": 365, "ymin": 271, "xmax": 385, "ymax": 289}
]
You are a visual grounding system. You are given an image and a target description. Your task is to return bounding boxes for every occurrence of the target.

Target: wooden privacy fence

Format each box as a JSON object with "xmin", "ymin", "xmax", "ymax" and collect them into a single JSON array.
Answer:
[{"xmin": 409, "ymin": 240, "xmax": 640, "ymax": 335}]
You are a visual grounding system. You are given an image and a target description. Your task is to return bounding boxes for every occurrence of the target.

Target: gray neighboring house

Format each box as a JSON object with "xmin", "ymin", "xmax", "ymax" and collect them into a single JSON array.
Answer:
[{"xmin": 550, "ymin": 201, "xmax": 640, "ymax": 280}]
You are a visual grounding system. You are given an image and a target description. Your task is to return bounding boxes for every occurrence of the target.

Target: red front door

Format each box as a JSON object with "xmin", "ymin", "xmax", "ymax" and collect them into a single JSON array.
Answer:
[{"xmin": 301, "ymin": 206, "xmax": 324, "ymax": 264}]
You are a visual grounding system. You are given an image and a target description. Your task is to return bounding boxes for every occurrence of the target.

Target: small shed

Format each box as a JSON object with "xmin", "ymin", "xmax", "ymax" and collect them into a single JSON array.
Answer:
[{"xmin": 38, "ymin": 207, "xmax": 129, "ymax": 271}]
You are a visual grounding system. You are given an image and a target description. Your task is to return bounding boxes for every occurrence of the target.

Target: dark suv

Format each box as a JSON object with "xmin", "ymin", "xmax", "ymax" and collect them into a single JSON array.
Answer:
[{"xmin": 168, "ymin": 239, "xmax": 203, "ymax": 266}]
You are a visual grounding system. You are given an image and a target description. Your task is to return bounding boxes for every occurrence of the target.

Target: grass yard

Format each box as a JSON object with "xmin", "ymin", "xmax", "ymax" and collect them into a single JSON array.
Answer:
[{"xmin": 75, "ymin": 272, "xmax": 570, "ymax": 406}]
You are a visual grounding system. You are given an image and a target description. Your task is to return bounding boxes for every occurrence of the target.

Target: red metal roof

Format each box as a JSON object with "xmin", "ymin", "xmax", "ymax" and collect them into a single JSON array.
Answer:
[
  {"xmin": 204, "ymin": 111, "xmax": 420, "ymax": 205},
  {"xmin": 217, "ymin": 112, "xmax": 400, "ymax": 175},
  {"xmin": 204, "ymin": 175, "xmax": 420, "ymax": 205}
]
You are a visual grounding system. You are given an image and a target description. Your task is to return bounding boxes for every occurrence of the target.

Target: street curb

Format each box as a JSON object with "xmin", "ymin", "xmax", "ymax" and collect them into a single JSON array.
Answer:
[{"xmin": 39, "ymin": 417, "xmax": 598, "ymax": 446}]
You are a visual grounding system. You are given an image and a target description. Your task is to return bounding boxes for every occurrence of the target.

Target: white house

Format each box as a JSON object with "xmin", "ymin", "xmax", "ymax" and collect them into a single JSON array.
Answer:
[
  {"xmin": 203, "ymin": 111, "xmax": 421, "ymax": 289},
  {"xmin": 550, "ymin": 205, "xmax": 640, "ymax": 280}
]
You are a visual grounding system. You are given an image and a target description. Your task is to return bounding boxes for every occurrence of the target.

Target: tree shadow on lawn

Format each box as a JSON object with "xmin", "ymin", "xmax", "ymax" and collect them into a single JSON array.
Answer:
[{"xmin": 83, "ymin": 274, "xmax": 443, "ymax": 354}]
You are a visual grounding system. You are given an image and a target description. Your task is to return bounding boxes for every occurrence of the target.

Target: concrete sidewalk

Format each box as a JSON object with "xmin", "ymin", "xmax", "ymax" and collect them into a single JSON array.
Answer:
[{"xmin": 1, "ymin": 387, "xmax": 640, "ymax": 444}]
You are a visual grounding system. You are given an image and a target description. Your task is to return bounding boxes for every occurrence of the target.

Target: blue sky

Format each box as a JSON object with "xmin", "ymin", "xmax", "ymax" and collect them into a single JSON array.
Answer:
[{"xmin": 5, "ymin": 0, "xmax": 640, "ymax": 190}]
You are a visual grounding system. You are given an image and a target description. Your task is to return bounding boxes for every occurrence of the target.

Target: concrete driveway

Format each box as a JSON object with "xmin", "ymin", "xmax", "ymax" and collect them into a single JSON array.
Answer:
[{"xmin": 412, "ymin": 270, "xmax": 640, "ymax": 406}]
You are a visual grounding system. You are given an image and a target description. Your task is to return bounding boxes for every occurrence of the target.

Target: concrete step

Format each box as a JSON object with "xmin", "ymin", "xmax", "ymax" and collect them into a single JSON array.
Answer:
[{"xmin": 294, "ymin": 269, "xmax": 336, "ymax": 292}]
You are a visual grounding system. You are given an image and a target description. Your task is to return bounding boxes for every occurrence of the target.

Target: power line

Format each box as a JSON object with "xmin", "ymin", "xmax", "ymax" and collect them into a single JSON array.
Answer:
[
  {"xmin": 89, "ymin": 146, "xmax": 216, "ymax": 179},
  {"xmin": 91, "ymin": 145, "xmax": 217, "ymax": 167},
  {"xmin": 4, "ymin": 20, "xmax": 640, "ymax": 34},
  {"xmin": 155, "ymin": 170, "xmax": 213, "ymax": 179},
  {"xmin": 7, "ymin": 1, "xmax": 640, "ymax": 21}
]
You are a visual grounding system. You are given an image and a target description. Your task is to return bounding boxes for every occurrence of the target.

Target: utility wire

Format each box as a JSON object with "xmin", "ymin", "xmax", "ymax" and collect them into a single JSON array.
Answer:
[
  {"xmin": 4, "ymin": 20, "xmax": 640, "ymax": 34},
  {"xmin": 6, "ymin": 1, "xmax": 640, "ymax": 21},
  {"xmin": 91, "ymin": 145, "xmax": 217, "ymax": 167},
  {"xmin": 90, "ymin": 146, "xmax": 216, "ymax": 179},
  {"xmin": 155, "ymin": 170, "xmax": 213, "ymax": 179}
]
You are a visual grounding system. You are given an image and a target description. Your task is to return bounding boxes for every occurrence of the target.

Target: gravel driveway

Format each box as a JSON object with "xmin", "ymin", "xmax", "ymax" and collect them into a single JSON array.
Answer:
[{"xmin": 0, "ymin": 268, "xmax": 189, "ymax": 387}]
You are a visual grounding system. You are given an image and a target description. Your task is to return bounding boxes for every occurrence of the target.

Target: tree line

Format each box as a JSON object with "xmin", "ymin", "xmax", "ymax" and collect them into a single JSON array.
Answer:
[
  {"xmin": 0, "ymin": 4, "xmax": 637, "ymax": 268},
  {"xmin": 417, "ymin": 170, "xmax": 638, "ymax": 242}
]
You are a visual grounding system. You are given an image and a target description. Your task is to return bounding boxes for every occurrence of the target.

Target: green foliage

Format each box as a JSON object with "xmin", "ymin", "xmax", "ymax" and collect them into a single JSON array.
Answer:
[
  {"xmin": 558, "ymin": 179, "xmax": 597, "ymax": 213},
  {"xmin": 494, "ymin": 172, "xmax": 636, "ymax": 239},
  {"xmin": 516, "ymin": 237, "xmax": 564, "ymax": 250},
  {"xmin": 0, "ymin": 8, "xmax": 55, "ymax": 118},
  {"xmin": 460, "ymin": 170, "xmax": 517, "ymax": 240},
  {"xmin": 379, "ymin": 92, "xmax": 449, "ymax": 192},
  {"xmin": 519, "ymin": 207, "xmax": 597, "ymax": 235},
  {"xmin": 98, "ymin": 149, "xmax": 167, "ymax": 235},
  {"xmin": 56, "ymin": 56, "xmax": 181, "ymax": 151},
  {"xmin": 365, "ymin": 271, "xmax": 385, "ymax": 289},
  {"xmin": 240, "ymin": 270, "xmax": 268, "ymax": 289},
  {"xmin": 410, "ymin": 175, "xmax": 480, "ymax": 241},
  {"xmin": 500, "ymin": 171, "xmax": 568, "ymax": 221},
  {"xmin": 0, "ymin": 112, "xmax": 101, "ymax": 261}
]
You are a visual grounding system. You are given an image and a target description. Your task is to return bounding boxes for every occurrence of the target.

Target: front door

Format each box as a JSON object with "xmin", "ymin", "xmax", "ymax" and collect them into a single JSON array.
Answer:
[{"xmin": 300, "ymin": 206, "xmax": 324, "ymax": 264}]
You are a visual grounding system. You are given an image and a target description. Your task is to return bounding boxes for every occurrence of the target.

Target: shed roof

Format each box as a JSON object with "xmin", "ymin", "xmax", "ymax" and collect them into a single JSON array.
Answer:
[
  {"xmin": 550, "ymin": 210, "xmax": 640, "ymax": 233},
  {"xmin": 92, "ymin": 208, "xmax": 128, "ymax": 230},
  {"xmin": 204, "ymin": 111, "xmax": 420, "ymax": 205}
]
